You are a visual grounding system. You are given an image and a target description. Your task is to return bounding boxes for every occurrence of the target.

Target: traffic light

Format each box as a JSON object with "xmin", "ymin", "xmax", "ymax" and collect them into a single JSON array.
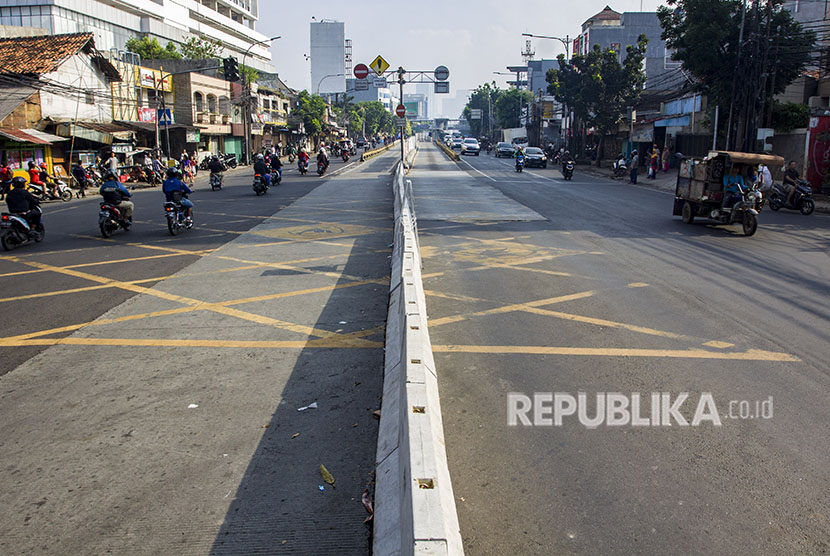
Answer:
[{"xmin": 223, "ymin": 56, "xmax": 239, "ymax": 82}]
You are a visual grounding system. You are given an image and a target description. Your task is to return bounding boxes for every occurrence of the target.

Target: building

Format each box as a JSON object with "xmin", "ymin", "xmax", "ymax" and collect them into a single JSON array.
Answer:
[
  {"xmin": 574, "ymin": 6, "xmax": 678, "ymax": 92},
  {"xmin": 403, "ymin": 93, "xmax": 428, "ymax": 119},
  {"xmin": 310, "ymin": 20, "xmax": 345, "ymax": 95},
  {"xmin": 171, "ymin": 71, "xmax": 236, "ymax": 158},
  {"xmin": 0, "ymin": 0, "xmax": 275, "ymax": 73},
  {"xmin": 0, "ymin": 32, "xmax": 121, "ymax": 177},
  {"xmin": 345, "ymin": 78, "xmax": 399, "ymax": 113}
]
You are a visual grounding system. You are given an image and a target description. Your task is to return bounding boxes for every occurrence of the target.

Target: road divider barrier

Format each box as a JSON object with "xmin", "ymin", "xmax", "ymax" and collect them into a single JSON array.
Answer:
[
  {"xmin": 435, "ymin": 138, "xmax": 460, "ymax": 161},
  {"xmin": 374, "ymin": 159, "xmax": 464, "ymax": 555},
  {"xmin": 362, "ymin": 139, "xmax": 400, "ymax": 162},
  {"xmin": 404, "ymin": 136, "xmax": 418, "ymax": 172}
]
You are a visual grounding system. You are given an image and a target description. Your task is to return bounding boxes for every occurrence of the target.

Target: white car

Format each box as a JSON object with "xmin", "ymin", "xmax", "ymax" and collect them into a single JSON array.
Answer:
[
  {"xmin": 461, "ymin": 138, "xmax": 480, "ymax": 156},
  {"xmin": 451, "ymin": 137, "xmax": 464, "ymax": 150}
]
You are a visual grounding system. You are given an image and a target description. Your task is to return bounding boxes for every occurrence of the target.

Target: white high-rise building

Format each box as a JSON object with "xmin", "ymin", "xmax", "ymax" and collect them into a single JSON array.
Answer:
[
  {"xmin": 0, "ymin": 0, "xmax": 275, "ymax": 72},
  {"xmin": 310, "ymin": 20, "xmax": 345, "ymax": 95}
]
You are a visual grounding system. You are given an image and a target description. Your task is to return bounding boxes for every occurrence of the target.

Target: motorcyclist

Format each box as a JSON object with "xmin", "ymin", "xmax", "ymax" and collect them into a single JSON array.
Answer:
[
  {"xmin": 722, "ymin": 166, "xmax": 747, "ymax": 210},
  {"xmin": 162, "ymin": 167, "xmax": 193, "ymax": 227},
  {"xmin": 317, "ymin": 148, "xmax": 329, "ymax": 172},
  {"xmin": 269, "ymin": 150, "xmax": 283, "ymax": 181},
  {"xmin": 514, "ymin": 146, "xmax": 525, "ymax": 169},
  {"xmin": 5, "ymin": 176, "xmax": 41, "ymax": 228},
  {"xmin": 39, "ymin": 162, "xmax": 60, "ymax": 198},
  {"xmin": 208, "ymin": 155, "xmax": 225, "ymax": 185},
  {"xmin": 27, "ymin": 161, "xmax": 48, "ymax": 198},
  {"xmin": 297, "ymin": 148, "xmax": 310, "ymax": 172},
  {"xmin": 782, "ymin": 161, "xmax": 800, "ymax": 207},
  {"xmin": 561, "ymin": 150, "xmax": 572, "ymax": 174},
  {"xmin": 253, "ymin": 153, "xmax": 271, "ymax": 187},
  {"xmin": 99, "ymin": 170, "xmax": 134, "ymax": 225}
]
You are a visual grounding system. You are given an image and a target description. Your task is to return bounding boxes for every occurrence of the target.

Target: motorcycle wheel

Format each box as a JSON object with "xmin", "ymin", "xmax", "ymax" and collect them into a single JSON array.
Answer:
[
  {"xmin": 1, "ymin": 231, "xmax": 16, "ymax": 251},
  {"xmin": 167, "ymin": 217, "xmax": 179, "ymax": 236},
  {"xmin": 742, "ymin": 213, "xmax": 758, "ymax": 236},
  {"xmin": 60, "ymin": 189, "xmax": 72, "ymax": 202},
  {"xmin": 681, "ymin": 202, "xmax": 695, "ymax": 224},
  {"xmin": 100, "ymin": 220, "xmax": 113, "ymax": 238},
  {"xmin": 800, "ymin": 199, "xmax": 815, "ymax": 215},
  {"xmin": 255, "ymin": 187, "xmax": 265, "ymax": 196},
  {"xmin": 769, "ymin": 199, "xmax": 781, "ymax": 211}
]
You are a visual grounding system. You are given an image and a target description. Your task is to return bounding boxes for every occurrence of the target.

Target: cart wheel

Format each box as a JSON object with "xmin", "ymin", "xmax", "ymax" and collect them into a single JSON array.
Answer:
[
  {"xmin": 742, "ymin": 213, "xmax": 758, "ymax": 236},
  {"xmin": 681, "ymin": 202, "xmax": 695, "ymax": 224},
  {"xmin": 800, "ymin": 199, "xmax": 815, "ymax": 215}
]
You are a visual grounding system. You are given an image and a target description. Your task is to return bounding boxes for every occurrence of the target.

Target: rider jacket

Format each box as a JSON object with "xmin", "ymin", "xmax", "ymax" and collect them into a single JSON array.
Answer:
[
  {"xmin": 99, "ymin": 179, "xmax": 131, "ymax": 204},
  {"xmin": 208, "ymin": 160, "xmax": 225, "ymax": 174},
  {"xmin": 6, "ymin": 187, "xmax": 39, "ymax": 214},
  {"xmin": 162, "ymin": 178, "xmax": 192, "ymax": 201},
  {"xmin": 253, "ymin": 160, "xmax": 269, "ymax": 175},
  {"xmin": 270, "ymin": 156, "xmax": 282, "ymax": 170}
]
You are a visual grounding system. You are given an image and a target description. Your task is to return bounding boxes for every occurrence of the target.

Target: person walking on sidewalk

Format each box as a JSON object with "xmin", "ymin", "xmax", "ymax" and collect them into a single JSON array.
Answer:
[
  {"xmin": 629, "ymin": 149, "xmax": 638, "ymax": 184},
  {"xmin": 662, "ymin": 146, "xmax": 670, "ymax": 172},
  {"xmin": 648, "ymin": 147, "xmax": 659, "ymax": 179}
]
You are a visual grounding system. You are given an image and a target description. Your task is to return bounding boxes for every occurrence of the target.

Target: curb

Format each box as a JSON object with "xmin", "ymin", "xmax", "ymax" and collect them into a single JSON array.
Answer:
[
  {"xmin": 362, "ymin": 140, "xmax": 400, "ymax": 162},
  {"xmin": 435, "ymin": 140, "xmax": 459, "ymax": 162},
  {"xmin": 374, "ymin": 161, "xmax": 464, "ymax": 556}
]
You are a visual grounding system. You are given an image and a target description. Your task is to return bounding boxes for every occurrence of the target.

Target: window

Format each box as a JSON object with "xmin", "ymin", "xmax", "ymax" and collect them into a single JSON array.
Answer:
[
  {"xmin": 193, "ymin": 92, "xmax": 204, "ymax": 113},
  {"xmin": 207, "ymin": 94, "xmax": 217, "ymax": 113},
  {"xmin": 85, "ymin": 90, "xmax": 94, "ymax": 104}
]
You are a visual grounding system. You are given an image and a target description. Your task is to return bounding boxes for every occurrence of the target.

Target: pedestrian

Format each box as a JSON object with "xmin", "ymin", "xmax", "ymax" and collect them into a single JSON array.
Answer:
[
  {"xmin": 662, "ymin": 146, "xmax": 670, "ymax": 172},
  {"xmin": 0, "ymin": 158, "xmax": 13, "ymax": 200},
  {"xmin": 648, "ymin": 147, "xmax": 659, "ymax": 179},
  {"xmin": 629, "ymin": 149, "xmax": 638, "ymax": 184}
]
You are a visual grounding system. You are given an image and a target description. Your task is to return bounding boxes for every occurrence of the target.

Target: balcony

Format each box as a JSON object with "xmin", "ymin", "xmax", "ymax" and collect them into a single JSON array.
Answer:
[{"xmin": 261, "ymin": 109, "xmax": 288, "ymax": 125}]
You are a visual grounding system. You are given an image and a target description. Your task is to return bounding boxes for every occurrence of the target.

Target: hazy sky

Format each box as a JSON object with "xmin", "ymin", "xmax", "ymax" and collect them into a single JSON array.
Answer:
[{"xmin": 258, "ymin": 0, "xmax": 668, "ymax": 97}]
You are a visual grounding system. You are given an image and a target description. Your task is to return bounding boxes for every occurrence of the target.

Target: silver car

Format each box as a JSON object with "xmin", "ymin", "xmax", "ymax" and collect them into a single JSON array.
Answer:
[{"xmin": 461, "ymin": 138, "xmax": 480, "ymax": 156}]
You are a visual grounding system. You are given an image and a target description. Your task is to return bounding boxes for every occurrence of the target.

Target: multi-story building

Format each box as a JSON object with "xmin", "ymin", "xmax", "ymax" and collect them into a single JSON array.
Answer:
[
  {"xmin": 0, "ymin": 0, "xmax": 275, "ymax": 73},
  {"xmin": 310, "ymin": 20, "xmax": 345, "ymax": 95},
  {"xmin": 345, "ymin": 78, "xmax": 399, "ymax": 113}
]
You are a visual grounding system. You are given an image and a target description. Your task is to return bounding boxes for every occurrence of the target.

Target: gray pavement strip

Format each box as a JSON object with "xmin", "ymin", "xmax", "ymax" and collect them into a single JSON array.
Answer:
[{"xmin": 0, "ymin": 154, "xmax": 398, "ymax": 554}]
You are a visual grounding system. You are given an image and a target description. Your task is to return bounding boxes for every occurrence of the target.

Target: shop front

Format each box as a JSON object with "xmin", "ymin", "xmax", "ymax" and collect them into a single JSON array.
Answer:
[{"xmin": 0, "ymin": 128, "xmax": 67, "ymax": 180}]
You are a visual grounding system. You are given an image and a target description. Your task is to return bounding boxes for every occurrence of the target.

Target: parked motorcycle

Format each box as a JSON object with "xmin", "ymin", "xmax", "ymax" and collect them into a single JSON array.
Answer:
[
  {"xmin": 515, "ymin": 154, "xmax": 525, "ymax": 173},
  {"xmin": 769, "ymin": 179, "xmax": 815, "ymax": 215},
  {"xmin": 98, "ymin": 202, "xmax": 131, "ymax": 237},
  {"xmin": 1, "ymin": 207, "xmax": 44, "ymax": 250},
  {"xmin": 164, "ymin": 193, "xmax": 191, "ymax": 235},
  {"xmin": 29, "ymin": 180, "xmax": 72, "ymax": 202},
  {"xmin": 199, "ymin": 155, "xmax": 211, "ymax": 171},
  {"xmin": 210, "ymin": 172, "xmax": 224, "ymax": 191},
  {"xmin": 223, "ymin": 153, "xmax": 238, "ymax": 169},
  {"xmin": 563, "ymin": 159, "xmax": 575, "ymax": 180},
  {"xmin": 252, "ymin": 173, "xmax": 268, "ymax": 195}
]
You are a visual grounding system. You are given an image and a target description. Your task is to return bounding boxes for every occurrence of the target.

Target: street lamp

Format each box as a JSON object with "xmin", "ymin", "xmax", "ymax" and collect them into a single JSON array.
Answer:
[
  {"xmin": 521, "ymin": 33, "xmax": 571, "ymax": 62},
  {"xmin": 315, "ymin": 73, "xmax": 345, "ymax": 95},
  {"xmin": 242, "ymin": 35, "xmax": 281, "ymax": 164}
]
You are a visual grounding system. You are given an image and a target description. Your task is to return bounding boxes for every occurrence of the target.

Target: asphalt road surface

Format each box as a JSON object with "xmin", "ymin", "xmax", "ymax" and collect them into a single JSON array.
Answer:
[{"xmin": 414, "ymin": 142, "xmax": 829, "ymax": 555}]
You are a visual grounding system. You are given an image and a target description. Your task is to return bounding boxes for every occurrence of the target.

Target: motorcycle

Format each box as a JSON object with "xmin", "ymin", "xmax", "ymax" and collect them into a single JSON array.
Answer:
[
  {"xmin": 164, "ymin": 193, "xmax": 191, "ymax": 235},
  {"xmin": 298, "ymin": 159, "xmax": 309, "ymax": 175},
  {"xmin": 223, "ymin": 153, "xmax": 238, "ymax": 169},
  {"xmin": 199, "ymin": 155, "xmax": 211, "ymax": 171},
  {"xmin": 769, "ymin": 179, "xmax": 815, "ymax": 215},
  {"xmin": 1, "ymin": 207, "xmax": 44, "ymax": 250},
  {"xmin": 563, "ymin": 159, "xmax": 575, "ymax": 180},
  {"xmin": 29, "ymin": 180, "xmax": 72, "ymax": 202},
  {"xmin": 288, "ymin": 153, "xmax": 296, "ymax": 163},
  {"xmin": 252, "ymin": 173, "xmax": 268, "ymax": 195},
  {"xmin": 342, "ymin": 152, "xmax": 350, "ymax": 163},
  {"xmin": 98, "ymin": 202, "xmax": 131, "ymax": 237},
  {"xmin": 515, "ymin": 154, "xmax": 525, "ymax": 173},
  {"xmin": 210, "ymin": 172, "xmax": 224, "ymax": 191},
  {"xmin": 317, "ymin": 160, "xmax": 327, "ymax": 176},
  {"xmin": 613, "ymin": 157, "xmax": 628, "ymax": 177}
]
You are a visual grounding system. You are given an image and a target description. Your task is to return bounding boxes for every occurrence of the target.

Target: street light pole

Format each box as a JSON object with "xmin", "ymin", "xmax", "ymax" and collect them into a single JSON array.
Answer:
[{"xmin": 242, "ymin": 35, "xmax": 281, "ymax": 165}]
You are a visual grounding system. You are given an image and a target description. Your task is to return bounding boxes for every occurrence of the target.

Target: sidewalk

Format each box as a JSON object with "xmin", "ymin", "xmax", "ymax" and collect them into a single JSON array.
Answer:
[
  {"xmin": 579, "ymin": 163, "xmax": 830, "ymax": 213},
  {"xmin": 0, "ymin": 152, "xmax": 397, "ymax": 554}
]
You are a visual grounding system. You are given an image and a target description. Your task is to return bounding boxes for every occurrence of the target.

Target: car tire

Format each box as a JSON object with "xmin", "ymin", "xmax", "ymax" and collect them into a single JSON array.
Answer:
[{"xmin": 681, "ymin": 201, "xmax": 695, "ymax": 224}]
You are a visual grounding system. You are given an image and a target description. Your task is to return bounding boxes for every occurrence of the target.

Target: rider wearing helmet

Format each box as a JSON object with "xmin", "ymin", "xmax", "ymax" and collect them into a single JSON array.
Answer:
[
  {"xmin": 39, "ymin": 162, "xmax": 60, "ymax": 198},
  {"xmin": 253, "ymin": 153, "xmax": 271, "ymax": 187},
  {"xmin": 208, "ymin": 154, "xmax": 225, "ymax": 176},
  {"xmin": 5, "ymin": 176, "xmax": 41, "ymax": 227},
  {"xmin": 162, "ymin": 167, "xmax": 193, "ymax": 226},
  {"xmin": 99, "ymin": 170, "xmax": 134, "ymax": 224},
  {"xmin": 269, "ymin": 149, "xmax": 282, "ymax": 180},
  {"xmin": 316, "ymin": 148, "xmax": 329, "ymax": 171}
]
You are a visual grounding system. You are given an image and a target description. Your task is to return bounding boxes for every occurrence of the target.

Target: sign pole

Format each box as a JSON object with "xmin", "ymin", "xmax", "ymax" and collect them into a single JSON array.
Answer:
[{"xmin": 399, "ymin": 67, "xmax": 405, "ymax": 164}]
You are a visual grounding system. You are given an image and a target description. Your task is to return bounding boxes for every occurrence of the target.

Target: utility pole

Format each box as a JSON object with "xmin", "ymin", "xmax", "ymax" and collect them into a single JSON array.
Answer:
[
  {"xmin": 726, "ymin": 0, "xmax": 747, "ymax": 151},
  {"xmin": 398, "ymin": 67, "xmax": 406, "ymax": 163}
]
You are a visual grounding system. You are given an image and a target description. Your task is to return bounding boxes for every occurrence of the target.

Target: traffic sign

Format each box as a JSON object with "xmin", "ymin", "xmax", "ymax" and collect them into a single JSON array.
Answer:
[
  {"xmin": 396, "ymin": 117, "xmax": 407, "ymax": 127},
  {"xmin": 157, "ymin": 108, "xmax": 173, "ymax": 126},
  {"xmin": 354, "ymin": 79, "xmax": 369, "ymax": 91},
  {"xmin": 373, "ymin": 77, "xmax": 387, "ymax": 88},
  {"xmin": 395, "ymin": 104, "xmax": 406, "ymax": 118},
  {"xmin": 470, "ymin": 108, "xmax": 482, "ymax": 120},
  {"xmin": 354, "ymin": 63, "xmax": 369, "ymax": 79},
  {"xmin": 370, "ymin": 55, "xmax": 390, "ymax": 76},
  {"xmin": 434, "ymin": 65, "xmax": 449, "ymax": 81},
  {"xmin": 434, "ymin": 81, "xmax": 449, "ymax": 94}
]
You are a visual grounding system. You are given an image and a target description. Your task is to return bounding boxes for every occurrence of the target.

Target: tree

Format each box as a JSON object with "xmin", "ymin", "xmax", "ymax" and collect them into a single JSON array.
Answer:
[
  {"xmin": 494, "ymin": 88, "xmax": 534, "ymax": 129},
  {"xmin": 125, "ymin": 36, "xmax": 181, "ymax": 60},
  {"xmin": 294, "ymin": 90, "xmax": 328, "ymax": 137},
  {"xmin": 547, "ymin": 35, "xmax": 648, "ymax": 164},
  {"xmin": 360, "ymin": 101, "xmax": 395, "ymax": 136},
  {"xmin": 658, "ymin": 0, "xmax": 815, "ymax": 150},
  {"xmin": 462, "ymin": 83, "xmax": 501, "ymax": 139},
  {"xmin": 241, "ymin": 65, "xmax": 259, "ymax": 85},
  {"xmin": 180, "ymin": 36, "xmax": 223, "ymax": 59}
]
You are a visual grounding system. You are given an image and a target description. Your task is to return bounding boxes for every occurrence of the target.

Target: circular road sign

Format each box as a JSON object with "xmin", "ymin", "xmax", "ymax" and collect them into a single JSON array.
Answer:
[
  {"xmin": 434, "ymin": 65, "xmax": 450, "ymax": 81},
  {"xmin": 354, "ymin": 63, "xmax": 370, "ymax": 79},
  {"xmin": 395, "ymin": 104, "xmax": 406, "ymax": 118}
]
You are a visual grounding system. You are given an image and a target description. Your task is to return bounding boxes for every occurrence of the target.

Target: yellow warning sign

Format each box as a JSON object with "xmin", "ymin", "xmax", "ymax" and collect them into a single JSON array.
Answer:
[{"xmin": 370, "ymin": 55, "xmax": 389, "ymax": 76}]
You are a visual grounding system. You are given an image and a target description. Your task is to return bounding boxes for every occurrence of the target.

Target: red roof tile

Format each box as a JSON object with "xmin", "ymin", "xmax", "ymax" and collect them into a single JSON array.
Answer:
[
  {"xmin": 586, "ymin": 5, "xmax": 622, "ymax": 24},
  {"xmin": 0, "ymin": 33, "xmax": 95, "ymax": 75}
]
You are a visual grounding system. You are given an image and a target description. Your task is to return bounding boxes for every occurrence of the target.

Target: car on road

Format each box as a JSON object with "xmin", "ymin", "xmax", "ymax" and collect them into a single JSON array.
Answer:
[
  {"xmin": 461, "ymin": 138, "xmax": 480, "ymax": 156},
  {"xmin": 523, "ymin": 147, "xmax": 547, "ymax": 168},
  {"xmin": 451, "ymin": 137, "xmax": 464, "ymax": 150},
  {"xmin": 356, "ymin": 137, "xmax": 366, "ymax": 148},
  {"xmin": 495, "ymin": 142, "xmax": 515, "ymax": 158}
]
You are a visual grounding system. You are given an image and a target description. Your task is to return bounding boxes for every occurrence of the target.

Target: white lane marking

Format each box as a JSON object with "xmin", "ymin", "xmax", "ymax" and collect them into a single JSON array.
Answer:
[{"xmin": 459, "ymin": 158, "xmax": 497, "ymax": 181}]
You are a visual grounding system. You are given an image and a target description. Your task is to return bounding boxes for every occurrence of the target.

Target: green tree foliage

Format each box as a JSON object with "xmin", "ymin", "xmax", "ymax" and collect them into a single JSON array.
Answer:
[
  {"xmin": 241, "ymin": 65, "xmax": 259, "ymax": 84},
  {"xmin": 547, "ymin": 35, "xmax": 648, "ymax": 162},
  {"xmin": 771, "ymin": 100, "xmax": 809, "ymax": 132},
  {"xmin": 494, "ymin": 88, "xmax": 535, "ymax": 129},
  {"xmin": 658, "ymin": 0, "xmax": 815, "ymax": 148},
  {"xmin": 125, "ymin": 36, "xmax": 181, "ymax": 60},
  {"xmin": 360, "ymin": 101, "xmax": 395, "ymax": 136},
  {"xmin": 462, "ymin": 83, "xmax": 501, "ymax": 138},
  {"xmin": 294, "ymin": 90, "xmax": 328, "ymax": 137},
  {"xmin": 180, "ymin": 36, "xmax": 224, "ymax": 59}
]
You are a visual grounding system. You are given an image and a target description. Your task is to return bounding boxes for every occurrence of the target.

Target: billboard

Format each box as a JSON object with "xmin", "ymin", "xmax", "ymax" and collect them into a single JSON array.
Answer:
[
  {"xmin": 310, "ymin": 21, "xmax": 346, "ymax": 95},
  {"xmin": 404, "ymin": 102, "xmax": 419, "ymax": 118}
]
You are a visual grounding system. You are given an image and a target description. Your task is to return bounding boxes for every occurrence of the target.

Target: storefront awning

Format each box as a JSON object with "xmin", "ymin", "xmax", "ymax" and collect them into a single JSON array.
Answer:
[{"xmin": 0, "ymin": 128, "xmax": 68, "ymax": 144}]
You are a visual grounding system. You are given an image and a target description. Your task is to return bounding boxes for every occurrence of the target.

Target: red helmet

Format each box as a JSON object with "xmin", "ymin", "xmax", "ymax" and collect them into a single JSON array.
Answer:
[{"xmin": 39, "ymin": 162, "xmax": 47, "ymax": 169}]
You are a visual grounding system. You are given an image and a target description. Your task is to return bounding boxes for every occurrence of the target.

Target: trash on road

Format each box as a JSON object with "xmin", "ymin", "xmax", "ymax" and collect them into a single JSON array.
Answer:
[
  {"xmin": 362, "ymin": 488, "xmax": 374, "ymax": 523},
  {"xmin": 372, "ymin": 409, "xmax": 381, "ymax": 419},
  {"xmin": 291, "ymin": 433, "xmax": 300, "ymax": 439},
  {"xmin": 339, "ymin": 321, "xmax": 348, "ymax": 324},
  {"xmin": 187, "ymin": 404, "xmax": 199, "ymax": 409},
  {"xmin": 320, "ymin": 464, "xmax": 336, "ymax": 488},
  {"xmin": 318, "ymin": 485, "xmax": 325, "ymax": 492},
  {"xmin": 298, "ymin": 402, "xmax": 318, "ymax": 411}
]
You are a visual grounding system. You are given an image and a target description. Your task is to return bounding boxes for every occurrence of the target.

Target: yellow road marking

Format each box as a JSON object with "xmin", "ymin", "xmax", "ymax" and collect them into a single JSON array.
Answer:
[
  {"xmin": 428, "ymin": 291, "xmax": 597, "ymax": 328},
  {"xmin": 521, "ymin": 306, "xmax": 686, "ymax": 339},
  {"xmin": 0, "ymin": 337, "xmax": 382, "ymax": 349},
  {"xmin": 703, "ymin": 340, "xmax": 735, "ymax": 349},
  {"xmin": 431, "ymin": 344, "xmax": 799, "ymax": 361},
  {"xmin": 628, "ymin": 282, "xmax": 649, "ymax": 288}
]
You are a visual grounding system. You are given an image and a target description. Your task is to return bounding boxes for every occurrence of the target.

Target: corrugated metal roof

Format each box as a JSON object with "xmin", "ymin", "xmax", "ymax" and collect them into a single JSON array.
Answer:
[{"xmin": 0, "ymin": 128, "xmax": 68, "ymax": 144}]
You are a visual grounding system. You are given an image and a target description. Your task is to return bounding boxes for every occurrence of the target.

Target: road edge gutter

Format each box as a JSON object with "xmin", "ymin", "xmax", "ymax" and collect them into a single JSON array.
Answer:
[{"xmin": 374, "ymin": 150, "xmax": 464, "ymax": 556}]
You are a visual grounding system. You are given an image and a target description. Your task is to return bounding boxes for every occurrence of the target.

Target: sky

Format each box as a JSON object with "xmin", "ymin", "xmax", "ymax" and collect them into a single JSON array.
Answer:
[{"xmin": 257, "ymin": 0, "xmax": 668, "ymax": 116}]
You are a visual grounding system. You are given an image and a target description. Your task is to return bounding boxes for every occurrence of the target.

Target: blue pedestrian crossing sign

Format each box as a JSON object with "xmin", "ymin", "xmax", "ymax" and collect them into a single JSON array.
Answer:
[{"xmin": 157, "ymin": 108, "xmax": 173, "ymax": 126}]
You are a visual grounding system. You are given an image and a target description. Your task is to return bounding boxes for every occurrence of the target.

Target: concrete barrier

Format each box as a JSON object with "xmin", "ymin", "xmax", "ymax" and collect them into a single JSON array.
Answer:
[
  {"xmin": 374, "ymin": 160, "xmax": 464, "ymax": 556},
  {"xmin": 362, "ymin": 140, "xmax": 400, "ymax": 162},
  {"xmin": 435, "ymin": 139, "xmax": 459, "ymax": 161},
  {"xmin": 404, "ymin": 136, "xmax": 419, "ymax": 172}
]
